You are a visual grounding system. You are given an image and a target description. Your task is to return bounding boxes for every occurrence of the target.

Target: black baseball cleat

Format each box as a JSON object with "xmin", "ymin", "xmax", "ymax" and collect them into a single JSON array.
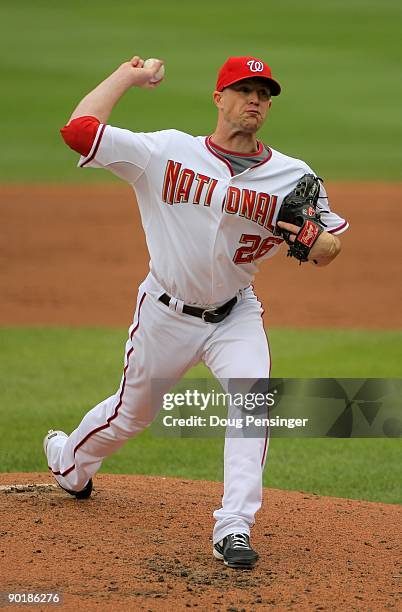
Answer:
[
  {"xmin": 43, "ymin": 430, "xmax": 93, "ymax": 499},
  {"xmin": 58, "ymin": 478, "xmax": 93, "ymax": 499},
  {"xmin": 213, "ymin": 533, "xmax": 259, "ymax": 568}
]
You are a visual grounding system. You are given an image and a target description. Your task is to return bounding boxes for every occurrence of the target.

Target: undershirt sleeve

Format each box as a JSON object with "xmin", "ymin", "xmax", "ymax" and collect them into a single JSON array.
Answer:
[{"xmin": 60, "ymin": 116, "xmax": 101, "ymax": 156}]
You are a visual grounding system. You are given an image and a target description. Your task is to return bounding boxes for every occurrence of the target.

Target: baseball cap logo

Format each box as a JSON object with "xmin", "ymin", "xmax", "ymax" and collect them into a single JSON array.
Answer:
[
  {"xmin": 246, "ymin": 60, "xmax": 264, "ymax": 73},
  {"xmin": 216, "ymin": 56, "xmax": 281, "ymax": 95}
]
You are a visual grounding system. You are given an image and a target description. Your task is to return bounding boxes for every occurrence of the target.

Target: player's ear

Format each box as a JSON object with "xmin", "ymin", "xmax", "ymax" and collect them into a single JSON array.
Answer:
[{"xmin": 213, "ymin": 90, "xmax": 224, "ymax": 109}]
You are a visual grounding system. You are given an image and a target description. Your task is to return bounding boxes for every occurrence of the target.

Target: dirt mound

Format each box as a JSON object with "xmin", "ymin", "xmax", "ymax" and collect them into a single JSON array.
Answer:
[
  {"xmin": 1, "ymin": 183, "xmax": 401, "ymax": 328},
  {"xmin": 0, "ymin": 473, "xmax": 400, "ymax": 610}
]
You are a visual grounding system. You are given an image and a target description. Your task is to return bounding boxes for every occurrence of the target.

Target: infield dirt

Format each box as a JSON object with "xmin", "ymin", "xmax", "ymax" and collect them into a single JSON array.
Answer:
[
  {"xmin": 1, "ymin": 183, "xmax": 401, "ymax": 328},
  {"xmin": 0, "ymin": 473, "xmax": 401, "ymax": 611}
]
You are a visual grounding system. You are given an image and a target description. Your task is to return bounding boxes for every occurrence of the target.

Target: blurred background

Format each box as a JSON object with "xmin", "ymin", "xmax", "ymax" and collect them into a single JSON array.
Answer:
[
  {"xmin": 1, "ymin": 0, "xmax": 401, "ymax": 181},
  {"xmin": 0, "ymin": 0, "xmax": 401, "ymax": 503}
]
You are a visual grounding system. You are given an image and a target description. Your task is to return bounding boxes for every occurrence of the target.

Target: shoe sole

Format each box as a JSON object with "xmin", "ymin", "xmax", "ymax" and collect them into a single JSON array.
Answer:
[
  {"xmin": 213, "ymin": 547, "xmax": 257, "ymax": 568},
  {"xmin": 59, "ymin": 478, "xmax": 93, "ymax": 499},
  {"xmin": 224, "ymin": 560, "xmax": 257, "ymax": 568}
]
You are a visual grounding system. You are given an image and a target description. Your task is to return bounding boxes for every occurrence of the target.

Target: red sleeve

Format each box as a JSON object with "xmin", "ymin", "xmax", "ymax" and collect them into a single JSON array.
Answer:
[{"xmin": 60, "ymin": 116, "xmax": 101, "ymax": 156}]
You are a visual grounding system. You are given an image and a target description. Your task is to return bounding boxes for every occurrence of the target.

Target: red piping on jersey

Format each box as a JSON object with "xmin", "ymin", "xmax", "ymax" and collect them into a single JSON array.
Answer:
[
  {"xmin": 80, "ymin": 124, "xmax": 107, "ymax": 167},
  {"xmin": 205, "ymin": 136, "xmax": 272, "ymax": 175},
  {"xmin": 250, "ymin": 282, "xmax": 271, "ymax": 468},
  {"xmin": 249, "ymin": 145, "xmax": 273, "ymax": 171},
  {"xmin": 261, "ymin": 334, "xmax": 272, "ymax": 468},
  {"xmin": 328, "ymin": 220, "xmax": 348, "ymax": 234},
  {"xmin": 49, "ymin": 292, "xmax": 147, "ymax": 479},
  {"xmin": 205, "ymin": 137, "xmax": 235, "ymax": 176},
  {"xmin": 209, "ymin": 138, "xmax": 264, "ymax": 157}
]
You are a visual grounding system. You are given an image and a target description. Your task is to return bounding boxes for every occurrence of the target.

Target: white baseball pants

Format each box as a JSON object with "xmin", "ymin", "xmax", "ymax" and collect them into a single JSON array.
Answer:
[{"xmin": 46, "ymin": 273, "xmax": 271, "ymax": 544}]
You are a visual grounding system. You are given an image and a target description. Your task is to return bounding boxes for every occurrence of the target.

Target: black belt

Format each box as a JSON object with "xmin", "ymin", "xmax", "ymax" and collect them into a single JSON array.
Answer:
[{"xmin": 159, "ymin": 293, "xmax": 238, "ymax": 324}]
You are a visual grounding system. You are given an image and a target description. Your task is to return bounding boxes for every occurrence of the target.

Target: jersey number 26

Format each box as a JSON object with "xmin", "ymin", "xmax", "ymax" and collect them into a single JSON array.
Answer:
[{"xmin": 233, "ymin": 234, "xmax": 283, "ymax": 264}]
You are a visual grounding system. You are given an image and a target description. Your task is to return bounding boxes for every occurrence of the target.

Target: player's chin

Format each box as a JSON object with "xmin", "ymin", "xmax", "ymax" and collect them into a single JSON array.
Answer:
[{"xmin": 240, "ymin": 115, "xmax": 263, "ymax": 131}]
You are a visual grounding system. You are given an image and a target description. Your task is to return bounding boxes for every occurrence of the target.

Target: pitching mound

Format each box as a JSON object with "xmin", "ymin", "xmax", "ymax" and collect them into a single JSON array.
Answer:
[{"xmin": 0, "ymin": 473, "xmax": 400, "ymax": 610}]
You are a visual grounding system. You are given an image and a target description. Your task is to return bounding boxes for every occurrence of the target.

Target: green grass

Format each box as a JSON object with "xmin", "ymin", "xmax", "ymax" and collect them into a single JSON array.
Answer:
[
  {"xmin": 0, "ymin": 327, "xmax": 401, "ymax": 503},
  {"xmin": 1, "ymin": 0, "xmax": 402, "ymax": 181}
]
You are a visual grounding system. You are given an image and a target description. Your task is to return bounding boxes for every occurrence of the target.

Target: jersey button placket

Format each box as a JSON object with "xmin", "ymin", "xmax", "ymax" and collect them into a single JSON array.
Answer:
[
  {"xmin": 216, "ymin": 254, "xmax": 224, "ymax": 289},
  {"xmin": 208, "ymin": 178, "xmax": 229, "ymax": 303}
]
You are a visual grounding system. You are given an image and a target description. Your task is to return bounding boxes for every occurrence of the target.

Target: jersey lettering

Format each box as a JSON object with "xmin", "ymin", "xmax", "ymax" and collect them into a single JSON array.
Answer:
[
  {"xmin": 225, "ymin": 187, "xmax": 241, "ymax": 214},
  {"xmin": 224, "ymin": 189, "xmax": 280, "ymax": 231},
  {"xmin": 252, "ymin": 193, "xmax": 270, "ymax": 227},
  {"xmin": 193, "ymin": 174, "xmax": 211, "ymax": 204},
  {"xmin": 161, "ymin": 160, "xmax": 280, "ymax": 230},
  {"xmin": 175, "ymin": 168, "xmax": 195, "ymax": 203},
  {"xmin": 162, "ymin": 160, "xmax": 182, "ymax": 204},
  {"xmin": 204, "ymin": 179, "xmax": 217, "ymax": 206},
  {"xmin": 239, "ymin": 189, "xmax": 256, "ymax": 220},
  {"xmin": 162, "ymin": 160, "xmax": 217, "ymax": 207},
  {"xmin": 264, "ymin": 195, "xmax": 278, "ymax": 232}
]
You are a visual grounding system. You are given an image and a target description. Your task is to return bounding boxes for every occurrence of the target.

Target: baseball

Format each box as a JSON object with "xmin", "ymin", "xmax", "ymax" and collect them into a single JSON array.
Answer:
[{"xmin": 143, "ymin": 58, "xmax": 165, "ymax": 83}]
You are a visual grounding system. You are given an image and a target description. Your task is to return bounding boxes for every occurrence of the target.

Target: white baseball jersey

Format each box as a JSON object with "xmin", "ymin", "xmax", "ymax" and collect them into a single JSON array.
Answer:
[
  {"xmin": 79, "ymin": 126, "xmax": 348, "ymax": 306},
  {"xmin": 48, "ymin": 120, "xmax": 350, "ymax": 549}
]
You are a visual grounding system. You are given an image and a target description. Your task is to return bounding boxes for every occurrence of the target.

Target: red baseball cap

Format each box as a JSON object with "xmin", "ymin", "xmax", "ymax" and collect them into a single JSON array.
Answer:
[{"xmin": 216, "ymin": 56, "xmax": 281, "ymax": 96}]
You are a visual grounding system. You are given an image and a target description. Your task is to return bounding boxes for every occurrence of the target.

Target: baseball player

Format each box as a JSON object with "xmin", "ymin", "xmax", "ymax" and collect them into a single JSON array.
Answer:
[{"xmin": 43, "ymin": 55, "xmax": 348, "ymax": 569}]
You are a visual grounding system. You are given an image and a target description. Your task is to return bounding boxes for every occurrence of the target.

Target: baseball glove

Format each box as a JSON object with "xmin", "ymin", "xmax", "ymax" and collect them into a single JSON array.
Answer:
[{"xmin": 274, "ymin": 174, "xmax": 325, "ymax": 263}]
